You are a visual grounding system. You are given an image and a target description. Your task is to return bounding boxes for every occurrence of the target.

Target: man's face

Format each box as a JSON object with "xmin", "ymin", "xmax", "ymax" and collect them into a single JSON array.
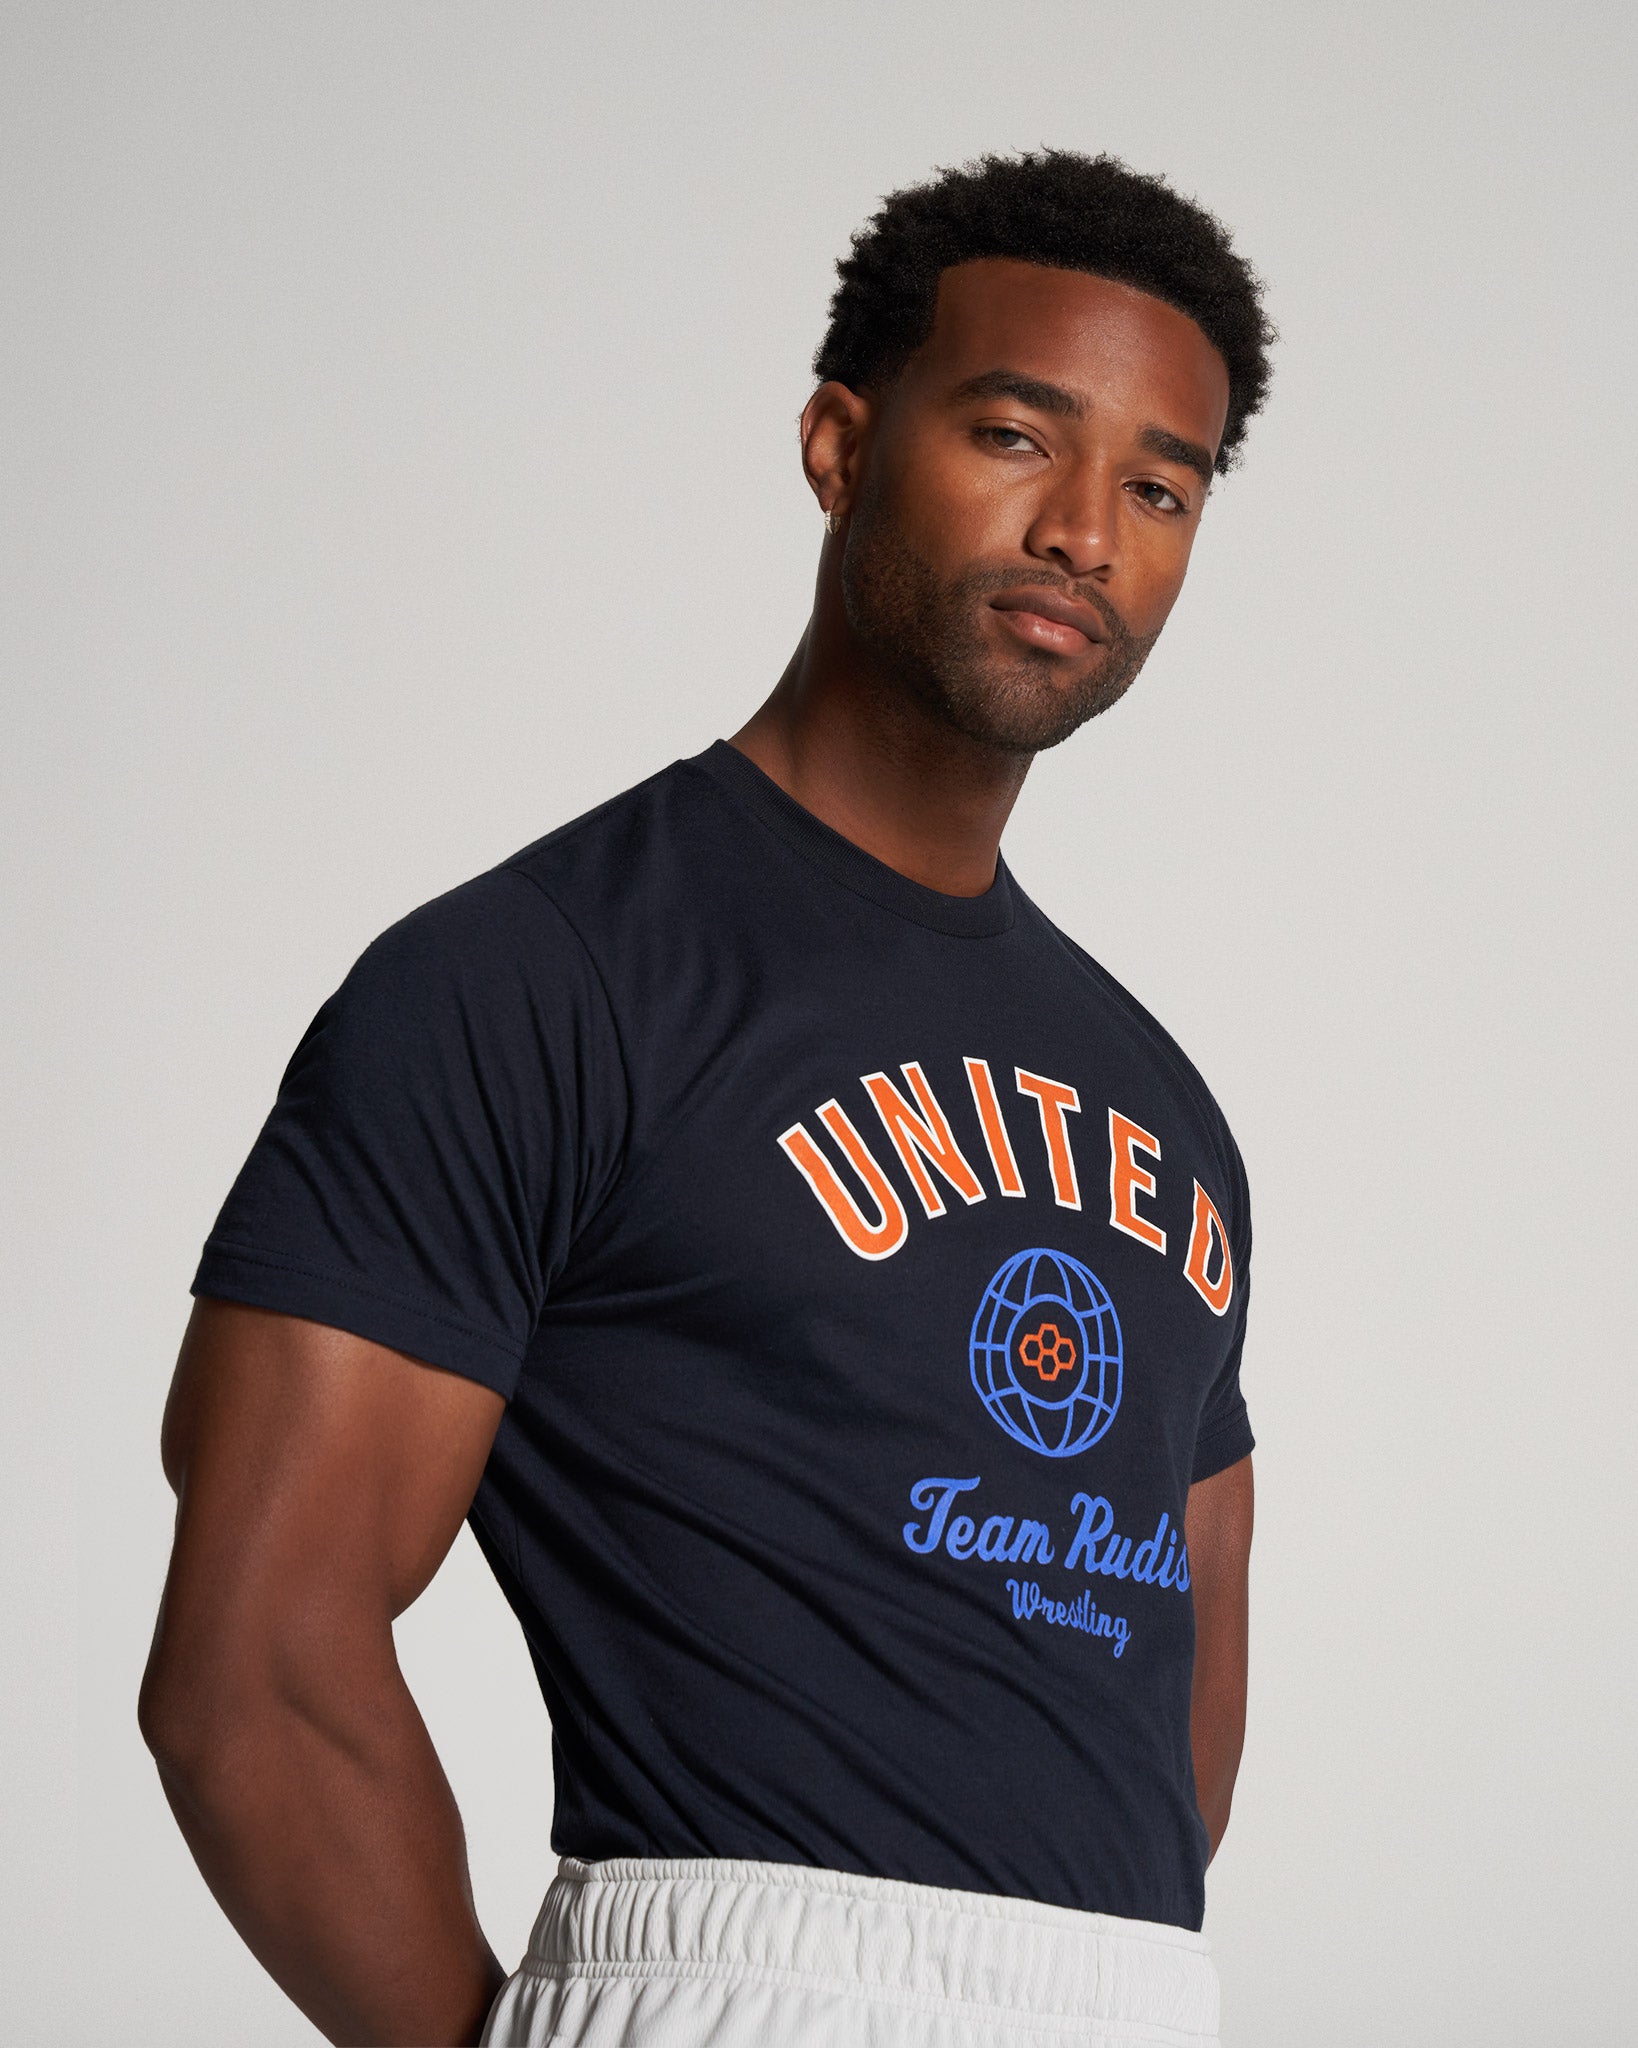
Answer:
[{"xmin": 836, "ymin": 258, "xmax": 1232, "ymax": 753}]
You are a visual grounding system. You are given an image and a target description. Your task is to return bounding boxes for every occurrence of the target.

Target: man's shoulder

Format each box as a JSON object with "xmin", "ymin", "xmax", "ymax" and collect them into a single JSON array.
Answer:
[
  {"xmin": 361, "ymin": 750, "xmax": 724, "ymax": 973},
  {"xmin": 498, "ymin": 750, "xmax": 720, "ymax": 913}
]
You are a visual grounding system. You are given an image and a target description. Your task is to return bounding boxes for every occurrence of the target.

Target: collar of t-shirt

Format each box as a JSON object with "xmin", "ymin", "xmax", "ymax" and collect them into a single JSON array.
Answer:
[{"xmin": 696, "ymin": 739, "xmax": 1016, "ymax": 939}]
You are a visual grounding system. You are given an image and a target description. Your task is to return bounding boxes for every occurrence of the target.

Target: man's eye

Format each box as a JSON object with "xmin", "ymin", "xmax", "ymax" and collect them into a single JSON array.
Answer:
[
  {"xmin": 1132, "ymin": 480, "xmax": 1184, "ymax": 514},
  {"xmin": 976, "ymin": 426, "xmax": 1042, "ymax": 455}
]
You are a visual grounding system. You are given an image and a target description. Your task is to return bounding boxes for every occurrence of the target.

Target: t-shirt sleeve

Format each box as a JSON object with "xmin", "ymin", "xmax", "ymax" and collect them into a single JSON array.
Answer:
[
  {"xmin": 1190, "ymin": 1132, "xmax": 1255, "ymax": 1485},
  {"xmin": 191, "ymin": 866, "xmax": 627, "ymax": 1401}
]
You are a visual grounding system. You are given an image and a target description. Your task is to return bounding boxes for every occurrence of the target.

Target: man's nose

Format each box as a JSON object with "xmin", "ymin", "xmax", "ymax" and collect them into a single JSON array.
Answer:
[{"xmin": 1022, "ymin": 459, "xmax": 1119, "ymax": 580}]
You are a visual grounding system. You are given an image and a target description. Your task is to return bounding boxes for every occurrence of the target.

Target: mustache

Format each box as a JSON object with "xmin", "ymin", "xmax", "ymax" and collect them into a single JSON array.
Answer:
[{"xmin": 953, "ymin": 565, "xmax": 1131, "ymax": 646}]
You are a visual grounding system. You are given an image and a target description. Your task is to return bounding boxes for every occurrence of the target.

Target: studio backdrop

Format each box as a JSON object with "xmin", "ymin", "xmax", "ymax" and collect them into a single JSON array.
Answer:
[{"xmin": 5, "ymin": 4, "xmax": 1635, "ymax": 2042}]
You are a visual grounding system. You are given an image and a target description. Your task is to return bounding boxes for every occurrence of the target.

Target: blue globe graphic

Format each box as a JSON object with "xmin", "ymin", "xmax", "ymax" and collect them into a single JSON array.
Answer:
[{"xmin": 969, "ymin": 1248, "xmax": 1123, "ymax": 1458}]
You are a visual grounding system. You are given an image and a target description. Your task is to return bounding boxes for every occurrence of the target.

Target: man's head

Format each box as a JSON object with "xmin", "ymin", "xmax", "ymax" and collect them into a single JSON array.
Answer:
[{"xmin": 802, "ymin": 151, "xmax": 1274, "ymax": 754}]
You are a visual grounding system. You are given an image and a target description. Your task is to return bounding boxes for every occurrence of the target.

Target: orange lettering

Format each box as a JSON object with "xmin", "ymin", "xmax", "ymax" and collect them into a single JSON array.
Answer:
[
  {"xmin": 1014, "ymin": 1068, "xmax": 1082, "ymax": 1209},
  {"xmin": 963, "ymin": 1057, "xmax": 1024, "ymax": 1198},
  {"xmin": 1184, "ymin": 1179, "xmax": 1233, "ymax": 1314},
  {"xmin": 778, "ymin": 1103, "xmax": 909, "ymax": 1261},
  {"xmin": 1108, "ymin": 1109, "xmax": 1166, "ymax": 1253},
  {"xmin": 862, "ymin": 1063, "xmax": 985, "ymax": 1219}
]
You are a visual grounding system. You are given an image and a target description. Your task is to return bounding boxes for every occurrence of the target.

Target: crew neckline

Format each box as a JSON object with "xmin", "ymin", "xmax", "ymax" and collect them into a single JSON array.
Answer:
[{"xmin": 691, "ymin": 739, "xmax": 1016, "ymax": 939}]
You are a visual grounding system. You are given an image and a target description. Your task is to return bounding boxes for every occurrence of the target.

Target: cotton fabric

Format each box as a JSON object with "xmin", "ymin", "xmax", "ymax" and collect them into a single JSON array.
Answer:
[
  {"xmin": 195, "ymin": 741, "xmax": 1253, "ymax": 1928},
  {"xmin": 479, "ymin": 1857, "xmax": 1221, "ymax": 2047}
]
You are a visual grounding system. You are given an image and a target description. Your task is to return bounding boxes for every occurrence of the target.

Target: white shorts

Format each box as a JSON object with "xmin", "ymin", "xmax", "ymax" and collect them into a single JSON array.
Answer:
[{"xmin": 479, "ymin": 1855, "xmax": 1220, "ymax": 2047}]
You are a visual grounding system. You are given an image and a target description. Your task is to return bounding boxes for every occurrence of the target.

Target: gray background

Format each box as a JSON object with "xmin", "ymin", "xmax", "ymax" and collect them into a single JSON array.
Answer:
[{"xmin": 7, "ymin": 3, "xmax": 1635, "ymax": 2041}]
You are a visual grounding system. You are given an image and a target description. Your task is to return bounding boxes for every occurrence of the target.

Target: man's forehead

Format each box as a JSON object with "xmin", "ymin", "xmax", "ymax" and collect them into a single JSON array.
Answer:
[{"xmin": 924, "ymin": 257, "xmax": 1194, "ymax": 345}]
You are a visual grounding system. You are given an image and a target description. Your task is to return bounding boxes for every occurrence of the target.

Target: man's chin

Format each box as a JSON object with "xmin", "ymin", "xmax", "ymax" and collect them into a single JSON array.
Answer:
[{"xmin": 922, "ymin": 659, "xmax": 1134, "ymax": 754}]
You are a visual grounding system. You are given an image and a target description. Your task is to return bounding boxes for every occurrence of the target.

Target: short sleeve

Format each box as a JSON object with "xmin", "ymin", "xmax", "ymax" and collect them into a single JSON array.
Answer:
[
  {"xmin": 192, "ymin": 866, "xmax": 627, "ymax": 1401},
  {"xmin": 1189, "ymin": 1135, "xmax": 1255, "ymax": 1485}
]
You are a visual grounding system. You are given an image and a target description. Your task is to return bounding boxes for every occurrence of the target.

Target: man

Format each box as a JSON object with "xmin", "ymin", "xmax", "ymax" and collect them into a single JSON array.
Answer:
[{"xmin": 140, "ymin": 149, "xmax": 1273, "ymax": 2048}]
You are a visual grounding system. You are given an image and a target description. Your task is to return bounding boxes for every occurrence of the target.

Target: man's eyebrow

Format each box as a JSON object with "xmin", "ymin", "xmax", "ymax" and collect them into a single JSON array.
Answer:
[
  {"xmin": 949, "ymin": 369, "xmax": 1088, "ymax": 421},
  {"xmin": 951, "ymin": 371, "xmax": 1218, "ymax": 487},
  {"xmin": 1137, "ymin": 424, "xmax": 1216, "ymax": 488}
]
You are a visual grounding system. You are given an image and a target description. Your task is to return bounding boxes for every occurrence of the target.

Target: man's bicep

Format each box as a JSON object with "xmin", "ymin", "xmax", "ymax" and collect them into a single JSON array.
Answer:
[
  {"xmin": 1185, "ymin": 1453, "xmax": 1252, "ymax": 1685},
  {"xmin": 1185, "ymin": 1451, "xmax": 1253, "ymax": 1611},
  {"xmin": 155, "ymin": 1299, "xmax": 505, "ymax": 1682}
]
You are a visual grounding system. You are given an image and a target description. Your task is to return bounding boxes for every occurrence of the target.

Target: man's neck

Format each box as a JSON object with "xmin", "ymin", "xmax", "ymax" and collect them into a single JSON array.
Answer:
[{"xmin": 729, "ymin": 625, "xmax": 1031, "ymax": 899}]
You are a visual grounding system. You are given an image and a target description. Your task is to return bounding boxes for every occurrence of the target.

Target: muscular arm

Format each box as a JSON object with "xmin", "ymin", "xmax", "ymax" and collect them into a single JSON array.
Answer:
[
  {"xmin": 138, "ymin": 1299, "xmax": 510, "ymax": 2047},
  {"xmin": 1184, "ymin": 1452, "xmax": 1253, "ymax": 1864}
]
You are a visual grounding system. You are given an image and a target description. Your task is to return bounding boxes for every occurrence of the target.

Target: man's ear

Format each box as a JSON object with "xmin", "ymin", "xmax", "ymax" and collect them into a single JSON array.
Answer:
[{"xmin": 800, "ymin": 379, "xmax": 874, "ymax": 529}]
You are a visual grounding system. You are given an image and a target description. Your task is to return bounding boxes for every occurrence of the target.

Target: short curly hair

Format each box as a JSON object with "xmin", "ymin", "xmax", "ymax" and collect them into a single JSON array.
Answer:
[{"xmin": 814, "ymin": 149, "xmax": 1275, "ymax": 474}]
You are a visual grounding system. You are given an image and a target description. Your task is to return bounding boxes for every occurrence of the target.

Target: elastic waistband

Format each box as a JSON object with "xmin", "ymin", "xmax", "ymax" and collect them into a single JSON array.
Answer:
[{"xmin": 524, "ymin": 1856, "xmax": 1218, "ymax": 2039}]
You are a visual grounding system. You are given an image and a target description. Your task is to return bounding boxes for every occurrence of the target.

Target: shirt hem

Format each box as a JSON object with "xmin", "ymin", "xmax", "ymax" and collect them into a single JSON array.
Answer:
[
  {"xmin": 1190, "ymin": 1411, "xmax": 1254, "ymax": 1484},
  {"xmin": 191, "ymin": 1240, "xmax": 524, "ymax": 1401}
]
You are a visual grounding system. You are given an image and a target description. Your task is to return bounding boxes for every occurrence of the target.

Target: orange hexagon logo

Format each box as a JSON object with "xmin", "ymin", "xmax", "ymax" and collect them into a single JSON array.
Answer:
[{"xmin": 1017, "ymin": 1321, "xmax": 1078, "ymax": 1383}]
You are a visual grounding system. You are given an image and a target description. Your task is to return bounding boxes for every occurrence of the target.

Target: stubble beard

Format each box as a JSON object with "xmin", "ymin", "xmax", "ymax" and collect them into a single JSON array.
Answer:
[{"xmin": 838, "ymin": 484, "xmax": 1161, "ymax": 756}]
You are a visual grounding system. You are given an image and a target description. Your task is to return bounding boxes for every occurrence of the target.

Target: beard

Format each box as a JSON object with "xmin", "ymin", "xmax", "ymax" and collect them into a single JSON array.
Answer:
[{"xmin": 838, "ymin": 481, "xmax": 1161, "ymax": 755}]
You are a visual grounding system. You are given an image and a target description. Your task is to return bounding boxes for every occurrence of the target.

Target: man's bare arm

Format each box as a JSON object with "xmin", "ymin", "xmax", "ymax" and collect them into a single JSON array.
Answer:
[
  {"xmin": 138, "ymin": 1299, "xmax": 510, "ymax": 2047},
  {"xmin": 1184, "ymin": 1453, "xmax": 1253, "ymax": 1863}
]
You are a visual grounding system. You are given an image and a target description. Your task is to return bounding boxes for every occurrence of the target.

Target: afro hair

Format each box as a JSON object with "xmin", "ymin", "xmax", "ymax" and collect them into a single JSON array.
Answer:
[{"xmin": 814, "ymin": 149, "xmax": 1275, "ymax": 474}]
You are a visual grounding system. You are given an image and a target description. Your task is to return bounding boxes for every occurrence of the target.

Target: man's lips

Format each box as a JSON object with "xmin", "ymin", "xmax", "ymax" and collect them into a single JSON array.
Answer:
[{"xmin": 988, "ymin": 589, "xmax": 1110, "ymax": 653}]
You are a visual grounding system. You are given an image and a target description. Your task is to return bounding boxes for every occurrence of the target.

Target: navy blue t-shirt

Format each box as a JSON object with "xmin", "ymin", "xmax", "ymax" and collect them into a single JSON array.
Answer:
[{"xmin": 194, "ymin": 739, "xmax": 1253, "ymax": 1931}]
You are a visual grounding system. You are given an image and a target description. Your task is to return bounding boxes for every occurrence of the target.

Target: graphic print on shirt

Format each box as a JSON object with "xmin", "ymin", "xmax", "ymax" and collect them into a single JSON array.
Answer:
[
  {"xmin": 969, "ymin": 1247, "xmax": 1123, "ymax": 1459},
  {"xmin": 777, "ymin": 1055, "xmax": 1236, "ymax": 1665},
  {"xmin": 776, "ymin": 1057, "xmax": 1234, "ymax": 1311}
]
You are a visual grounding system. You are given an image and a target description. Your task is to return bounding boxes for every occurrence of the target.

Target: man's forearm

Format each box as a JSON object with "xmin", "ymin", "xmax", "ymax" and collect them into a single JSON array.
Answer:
[
  {"xmin": 1185, "ymin": 1457, "xmax": 1253, "ymax": 1866},
  {"xmin": 1190, "ymin": 1684, "xmax": 1245, "ymax": 1863},
  {"xmin": 143, "ymin": 1654, "xmax": 505, "ymax": 2047}
]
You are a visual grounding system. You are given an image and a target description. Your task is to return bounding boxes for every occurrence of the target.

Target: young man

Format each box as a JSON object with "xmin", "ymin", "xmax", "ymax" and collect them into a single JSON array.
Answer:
[{"xmin": 140, "ymin": 150, "xmax": 1273, "ymax": 2048}]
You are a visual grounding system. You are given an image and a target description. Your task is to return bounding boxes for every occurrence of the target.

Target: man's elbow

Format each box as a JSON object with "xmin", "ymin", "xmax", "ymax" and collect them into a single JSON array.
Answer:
[
  {"xmin": 138, "ymin": 1608, "xmax": 311, "ymax": 1805},
  {"xmin": 138, "ymin": 1643, "xmax": 252, "ymax": 1803},
  {"xmin": 140, "ymin": 1592, "xmax": 398, "ymax": 1807}
]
